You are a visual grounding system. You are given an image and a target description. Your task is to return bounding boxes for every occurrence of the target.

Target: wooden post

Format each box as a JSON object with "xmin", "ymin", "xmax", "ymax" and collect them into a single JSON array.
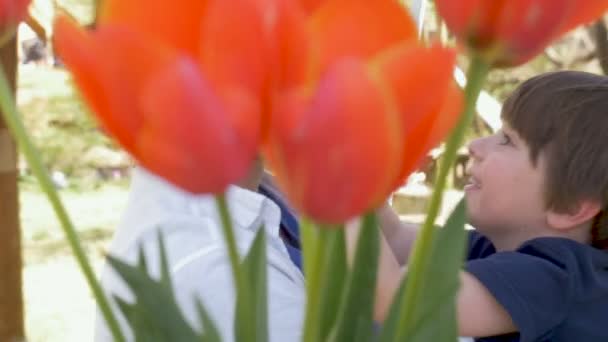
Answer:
[
  {"xmin": 0, "ymin": 35, "xmax": 25, "ymax": 342},
  {"xmin": 590, "ymin": 18, "xmax": 608, "ymax": 75}
]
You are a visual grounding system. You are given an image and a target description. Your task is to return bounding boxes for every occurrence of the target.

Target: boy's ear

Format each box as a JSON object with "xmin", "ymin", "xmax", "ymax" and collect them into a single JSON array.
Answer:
[{"xmin": 547, "ymin": 200, "xmax": 602, "ymax": 230}]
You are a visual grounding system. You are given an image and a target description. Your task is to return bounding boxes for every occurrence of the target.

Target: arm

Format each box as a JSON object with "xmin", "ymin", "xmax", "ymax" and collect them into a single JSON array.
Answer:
[
  {"xmin": 362, "ymin": 222, "xmax": 516, "ymax": 337},
  {"xmin": 376, "ymin": 202, "xmax": 420, "ymax": 265},
  {"xmin": 457, "ymin": 272, "xmax": 516, "ymax": 337}
]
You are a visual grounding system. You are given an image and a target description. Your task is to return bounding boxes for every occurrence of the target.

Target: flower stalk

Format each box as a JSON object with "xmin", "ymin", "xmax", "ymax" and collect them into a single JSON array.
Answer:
[
  {"xmin": 394, "ymin": 56, "xmax": 490, "ymax": 340},
  {"xmin": 0, "ymin": 65, "xmax": 125, "ymax": 342},
  {"xmin": 215, "ymin": 195, "xmax": 244, "ymax": 288}
]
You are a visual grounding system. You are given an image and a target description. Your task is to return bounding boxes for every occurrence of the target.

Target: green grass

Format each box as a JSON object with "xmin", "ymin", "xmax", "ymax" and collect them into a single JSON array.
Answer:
[
  {"xmin": 21, "ymin": 184, "xmax": 128, "ymax": 342},
  {"xmin": 18, "ymin": 64, "xmax": 123, "ymax": 186},
  {"xmin": 17, "ymin": 1, "xmax": 127, "ymax": 338},
  {"xmin": 20, "ymin": 184, "xmax": 127, "ymax": 251}
]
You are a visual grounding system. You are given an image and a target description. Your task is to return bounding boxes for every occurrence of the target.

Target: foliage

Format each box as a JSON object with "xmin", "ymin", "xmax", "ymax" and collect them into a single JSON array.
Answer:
[{"xmin": 18, "ymin": 65, "xmax": 129, "ymax": 190}]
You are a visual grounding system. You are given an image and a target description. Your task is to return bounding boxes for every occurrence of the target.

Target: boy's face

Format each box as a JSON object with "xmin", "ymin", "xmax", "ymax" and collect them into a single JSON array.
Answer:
[{"xmin": 465, "ymin": 123, "xmax": 550, "ymax": 240}]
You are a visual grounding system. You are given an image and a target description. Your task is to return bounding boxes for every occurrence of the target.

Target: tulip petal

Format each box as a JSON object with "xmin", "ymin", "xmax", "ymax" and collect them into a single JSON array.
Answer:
[
  {"xmin": 373, "ymin": 43, "xmax": 456, "ymax": 139},
  {"xmin": 435, "ymin": 0, "xmax": 473, "ymax": 32},
  {"xmin": 495, "ymin": 0, "xmax": 570, "ymax": 65},
  {"xmin": 53, "ymin": 16, "xmax": 176, "ymax": 153},
  {"xmin": 270, "ymin": 0, "xmax": 312, "ymax": 90},
  {"xmin": 250, "ymin": 0, "xmax": 312, "ymax": 142},
  {"xmin": 437, "ymin": 0, "xmax": 518, "ymax": 50},
  {"xmin": 400, "ymin": 83, "xmax": 463, "ymax": 185},
  {"xmin": 138, "ymin": 58, "xmax": 260, "ymax": 193},
  {"xmin": 199, "ymin": 0, "xmax": 269, "ymax": 99},
  {"xmin": 53, "ymin": 17, "xmax": 110, "ymax": 135},
  {"xmin": 298, "ymin": 0, "xmax": 325, "ymax": 14},
  {"xmin": 371, "ymin": 43, "xmax": 461, "ymax": 186},
  {"xmin": 0, "ymin": 0, "xmax": 29, "ymax": 42},
  {"xmin": 201, "ymin": 0, "xmax": 312, "ymax": 142},
  {"xmin": 371, "ymin": 42, "xmax": 456, "ymax": 129},
  {"xmin": 437, "ymin": 0, "xmax": 608, "ymax": 66},
  {"xmin": 309, "ymin": 0, "xmax": 417, "ymax": 76},
  {"xmin": 270, "ymin": 59, "xmax": 402, "ymax": 223},
  {"xmin": 560, "ymin": 1, "xmax": 608, "ymax": 35},
  {"xmin": 424, "ymin": 84, "xmax": 464, "ymax": 154},
  {"xmin": 99, "ymin": 0, "xmax": 207, "ymax": 55}
]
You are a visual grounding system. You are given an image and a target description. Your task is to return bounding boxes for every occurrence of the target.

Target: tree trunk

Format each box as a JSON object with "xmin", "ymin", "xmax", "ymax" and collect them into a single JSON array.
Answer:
[
  {"xmin": 0, "ymin": 36, "xmax": 25, "ymax": 342},
  {"xmin": 590, "ymin": 18, "xmax": 608, "ymax": 75}
]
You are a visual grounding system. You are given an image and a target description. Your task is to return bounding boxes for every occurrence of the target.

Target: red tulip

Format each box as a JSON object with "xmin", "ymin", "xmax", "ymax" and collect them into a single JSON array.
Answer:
[
  {"xmin": 0, "ymin": 0, "xmax": 30, "ymax": 45},
  {"xmin": 53, "ymin": 0, "xmax": 280, "ymax": 193},
  {"xmin": 436, "ymin": 0, "xmax": 608, "ymax": 66},
  {"xmin": 55, "ymin": 0, "xmax": 463, "ymax": 220},
  {"xmin": 266, "ymin": 0, "xmax": 462, "ymax": 223}
]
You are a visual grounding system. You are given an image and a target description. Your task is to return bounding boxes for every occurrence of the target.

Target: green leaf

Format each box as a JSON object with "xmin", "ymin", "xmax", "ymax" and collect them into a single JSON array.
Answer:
[
  {"xmin": 157, "ymin": 232, "xmax": 173, "ymax": 291},
  {"xmin": 107, "ymin": 232, "xmax": 220, "ymax": 342},
  {"xmin": 108, "ymin": 254, "xmax": 201, "ymax": 341},
  {"xmin": 301, "ymin": 218, "xmax": 319, "ymax": 286},
  {"xmin": 318, "ymin": 229, "xmax": 347, "ymax": 340},
  {"xmin": 195, "ymin": 297, "xmax": 222, "ymax": 342},
  {"xmin": 235, "ymin": 227, "xmax": 268, "ymax": 342},
  {"xmin": 380, "ymin": 199, "xmax": 468, "ymax": 342},
  {"xmin": 136, "ymin": 244, "xmax": 148, "ymax": 274},
  {"xmin": 332, "ymin": 213, "xmax": 380, "ymax": 342},
  {"xmin": 114, "ymin": 295, "xmax": 162, "ymax": 342},
  {"xmin": 301, "ymin": 221, "xmax": 327, "ymax": 342},
  {"xmin": 113, "ymin": 296, "xmax": 137, "ymax": 331},
  {"xmin": 302, "ymin": 224, "xmax": 347, "ymax": 342}
]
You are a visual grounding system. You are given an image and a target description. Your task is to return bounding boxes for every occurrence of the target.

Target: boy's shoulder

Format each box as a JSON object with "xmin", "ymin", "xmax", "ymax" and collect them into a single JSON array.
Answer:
[
  {"xmin": 468, "ymin": 230, "xmax": 608, "ymax": 270},
  {"xmin": 466, "ymin": 231, "xmax": 608, "ymax": 342}
]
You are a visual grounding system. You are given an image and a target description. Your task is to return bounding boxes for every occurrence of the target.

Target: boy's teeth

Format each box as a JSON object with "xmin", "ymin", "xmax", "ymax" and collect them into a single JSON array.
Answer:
[{"xmin": 467, "ymin": 176, "xmax": 481, "ymax": 187}]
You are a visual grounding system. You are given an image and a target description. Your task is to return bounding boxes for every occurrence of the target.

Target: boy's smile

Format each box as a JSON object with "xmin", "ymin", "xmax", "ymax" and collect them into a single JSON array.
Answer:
[
  {"xmin": 465, "ymin": 123, "xmax": 550, "ymax": 250},
  {"xmin": 464, "ymin": 174, "xmax": 481, "ymax": 191}
]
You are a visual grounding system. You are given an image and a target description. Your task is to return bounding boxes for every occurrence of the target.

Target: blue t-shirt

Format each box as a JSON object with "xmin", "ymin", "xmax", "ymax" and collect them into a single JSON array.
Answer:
[{"xmin": 466, "ymin": 231, "xmax": 608, "ymax": 342}]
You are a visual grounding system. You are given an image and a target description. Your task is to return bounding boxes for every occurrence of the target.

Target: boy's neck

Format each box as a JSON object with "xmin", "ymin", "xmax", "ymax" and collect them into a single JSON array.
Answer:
[{"xmin": 490, "ymin": 232, "xmax": 540, "ymax": 251}]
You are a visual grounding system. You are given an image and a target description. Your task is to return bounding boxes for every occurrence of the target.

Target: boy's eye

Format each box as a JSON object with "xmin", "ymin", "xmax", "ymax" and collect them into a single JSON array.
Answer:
[{"xmin": 498, "ymin": 131, "xmax": 512, "ymax": 145}]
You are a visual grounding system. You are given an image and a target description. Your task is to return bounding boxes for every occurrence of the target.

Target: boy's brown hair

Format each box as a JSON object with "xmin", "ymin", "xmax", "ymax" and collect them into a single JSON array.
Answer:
[{"xmin": 501, "ymin": 71, "xmax": 608, "ymax": 249}]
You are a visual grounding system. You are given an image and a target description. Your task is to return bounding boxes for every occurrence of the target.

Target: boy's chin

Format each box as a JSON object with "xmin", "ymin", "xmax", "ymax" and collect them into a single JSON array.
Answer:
[
  {"xmin": 463, "ymin": 195, "xmax": 477, "ymax": 221},
  {"xmin": 464, "ymin": 207, "xmax": 487, "ymax": 232}
]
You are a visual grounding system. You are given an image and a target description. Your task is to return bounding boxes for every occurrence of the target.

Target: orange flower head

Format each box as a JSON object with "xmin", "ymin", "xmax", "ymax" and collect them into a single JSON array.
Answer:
[
  {"xmin": 436, "ymin": 0, "xmax": 608, "ymax": 66},
  {"xmin": 265, "ymin": 0, "xmax": 463, "ymax": 223},
  {"xmin": 55, "ymin": 0, "xmax": 464, "ymax": 221},
  {"xmin": 0, "ymin": 0, "xmax": 30, "ymax": 45},
  {"xmin": 53, "ymin": 0, "xmax": 294, "ymax": 193}
]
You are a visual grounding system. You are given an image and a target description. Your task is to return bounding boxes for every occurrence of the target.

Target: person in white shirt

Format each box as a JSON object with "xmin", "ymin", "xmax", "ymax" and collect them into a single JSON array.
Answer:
[{"xmin": 95, "ymin": 160, "xmax": 305, "ymax": 341}]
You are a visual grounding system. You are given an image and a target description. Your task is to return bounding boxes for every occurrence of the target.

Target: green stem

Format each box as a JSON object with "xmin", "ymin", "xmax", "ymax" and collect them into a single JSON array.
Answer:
[
  {"xmin": 0, "ymin": 67, "xmax": 125, "ymax": 341},
  {"xmin": 394, "ymin": 56, "xmax": 490, "ymax": 339},
  {"xmin": 215, "ymin": 195, "xmax": 243, "ymax": 288},
  {"xmin": 301, "ymin": 220, "xmax": 332, "ymax": 342},
  {"xmin": 300, "ymin": 217, "xmax": 316, "ymax": 280}
]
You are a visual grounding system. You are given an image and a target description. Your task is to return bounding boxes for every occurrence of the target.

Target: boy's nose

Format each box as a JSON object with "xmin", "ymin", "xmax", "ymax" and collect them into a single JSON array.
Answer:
[{"xmin": 468, "ymin": 138, "xmax": 484, "ymax": 162}]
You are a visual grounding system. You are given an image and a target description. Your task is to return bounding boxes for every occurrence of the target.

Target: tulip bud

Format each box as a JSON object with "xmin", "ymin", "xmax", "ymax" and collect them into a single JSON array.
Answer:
[{"xmin": 0, "ymin": 0, "xmax": 31, "ymax": 46}]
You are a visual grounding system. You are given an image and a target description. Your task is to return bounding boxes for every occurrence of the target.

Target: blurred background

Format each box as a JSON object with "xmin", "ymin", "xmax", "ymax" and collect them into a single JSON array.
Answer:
[{"xmin": 8, "ymin": 0, "xmax": 608, "ymax": 340}]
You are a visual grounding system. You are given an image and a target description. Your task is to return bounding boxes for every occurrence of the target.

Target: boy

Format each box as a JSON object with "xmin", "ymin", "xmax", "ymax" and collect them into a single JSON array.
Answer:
[{"xmin": 374, "ymin": 71, "xmax": 608, "ymax": 341}]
